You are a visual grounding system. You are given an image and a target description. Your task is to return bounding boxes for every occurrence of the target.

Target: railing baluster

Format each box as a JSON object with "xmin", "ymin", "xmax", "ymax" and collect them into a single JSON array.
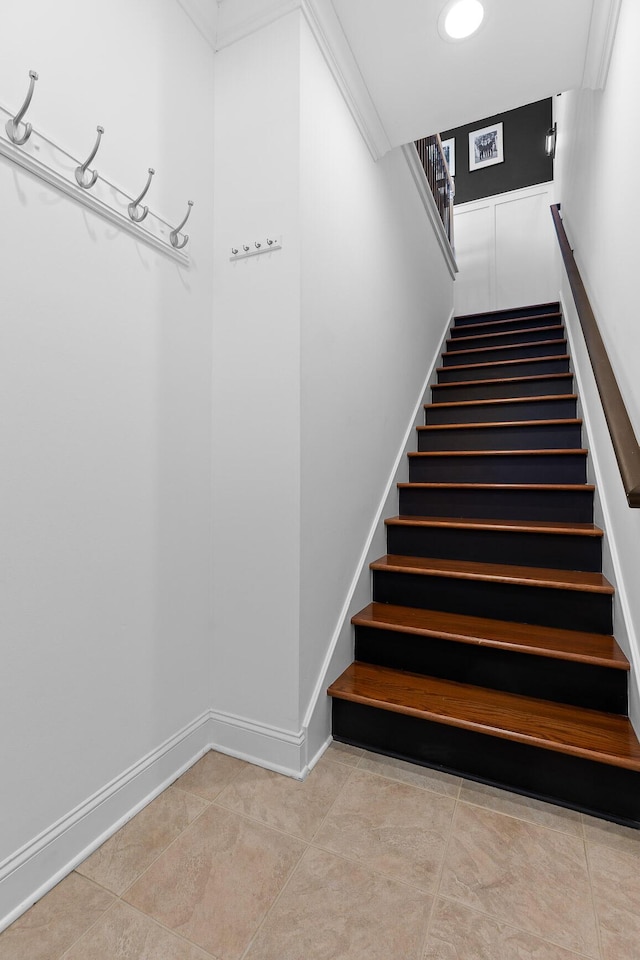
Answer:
[{"xmin": 413, "ymin": 133, "xmax": 455, "ymax": 250}]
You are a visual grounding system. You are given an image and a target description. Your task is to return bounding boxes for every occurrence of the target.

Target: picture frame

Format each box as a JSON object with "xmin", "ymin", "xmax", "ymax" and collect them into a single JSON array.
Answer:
[
  {"xmin": 468, "ymin": 121, "xmax": 504, "ymax": 171},
  {"xmin": 441, "ymin": 137, "xmax": 455, "ymax": 177}
]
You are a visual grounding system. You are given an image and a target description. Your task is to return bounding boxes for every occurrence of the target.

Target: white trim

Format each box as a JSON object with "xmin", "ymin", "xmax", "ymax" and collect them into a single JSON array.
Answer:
[
  {"xmin": 0, "ymin": 706, "xmax": 311, "ymax": 932},
  {"xmin": 401, "ymin": 144, "xmax": 458, "ymax": 279},
  {"xmin": 582, "ymin": 0, "xmax": 623, "ymax": 90},
  {"xmin": 209, "ymin": 708, "xmax": 307, "ymax": 779},
  {"xmin": 559, "ymin": 288, "xmax": 640, "ymax": 735},
  {"xmin": 215, "ymin": 0, "xmax": 392, "ymax": 160},
  {"xmin": 174, "ymin": 0, "xmax": 217, "ymax": 47},
  {"xmin": 302, "ymin": 308, "xmax": 455, "ymax": 736},
  {"xmin": 0, "ymin": 712, "xmax": 213, "ymax": 932}
]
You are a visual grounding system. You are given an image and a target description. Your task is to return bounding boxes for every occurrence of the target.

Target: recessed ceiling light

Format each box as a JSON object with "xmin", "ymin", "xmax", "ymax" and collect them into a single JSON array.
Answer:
[{"xmin": 439, "ymin": 0, "xmax": 485, "ymax": 41}]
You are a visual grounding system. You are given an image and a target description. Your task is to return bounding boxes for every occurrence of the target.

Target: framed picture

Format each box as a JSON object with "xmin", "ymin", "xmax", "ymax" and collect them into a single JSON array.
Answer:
[
  {"xmin": 468, "ymin": 122, "xmax": 504, "ymax": 171},
  {"xmin": 441, "ymin": 137, "xmax": 455, "ymax": 177}
]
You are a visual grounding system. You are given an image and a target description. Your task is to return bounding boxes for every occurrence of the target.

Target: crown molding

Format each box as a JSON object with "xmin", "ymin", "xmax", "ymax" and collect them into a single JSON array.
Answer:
[
  {"xmin": 174, "ymin": 0, "xmax": 218, "ymax": 48},
  {"xmin": 216, "ymin": 0, "xmax": 392, "ymax": 160},
  {"xmin": 582, "ymin": 0, "xmax": 623, "ymax": 90}
]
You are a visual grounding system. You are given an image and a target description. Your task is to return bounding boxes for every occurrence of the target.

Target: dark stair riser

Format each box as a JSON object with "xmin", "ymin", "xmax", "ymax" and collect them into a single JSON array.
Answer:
[
  {"xmin": 447, "ymin": 326, "xmax": 564, "ymax": 351},
  {"xmin": 418, "ymin": 422, "xmax": 582, "ymax": 451},
  {"xmin": 432, "ymin": 375, "xmax": 574, "ymax": 404},
  {"xmin": 354, "ymin": 627, "xmax": 627, "ymax": 714},
  {"xmin": 408, "ymin": 453, "xmax": 587, "ymax": 485},
  {"xmin": 372, "ymin": 569, "xmax": 612, "ymax": 633},
  {"xmin": 450, "ymin": 313, "xmax": 562, "ymax": 339},
  {"xmin": 399, "ymin": 485, "xmax": 594, "ymax": 522},
  {"xmin": 454, "ymin": 303, "xmax": 560, "ymax": 326},
  {"xmin": 332, "ymin": 702, "xmax": 640, "ymax": 827},
  {"xmin": 438, "ymin": 357, "xmax": 570, "ymax": 383},
  {"xmin": 386, "ymin": 524, "xmax": 602, "ymax": 571},
  {"xmin": 442, "ymin": 341, "xmax": 566, "ymax": 367},
  {"xmin": 425, "ymin": 397, "xmax": 577, "ymax": 425}
]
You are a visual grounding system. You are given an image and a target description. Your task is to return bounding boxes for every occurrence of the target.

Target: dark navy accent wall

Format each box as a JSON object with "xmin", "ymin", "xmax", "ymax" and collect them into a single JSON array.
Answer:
[{"xmin": 441, "ymin": 99, "xmax": 553, "ymax": 205}]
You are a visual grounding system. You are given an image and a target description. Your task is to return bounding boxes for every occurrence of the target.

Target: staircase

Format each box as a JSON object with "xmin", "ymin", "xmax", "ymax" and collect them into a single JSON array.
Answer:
[{"xmin": 328, "ymin": 301, "xmax": 640, "ymax": 827}]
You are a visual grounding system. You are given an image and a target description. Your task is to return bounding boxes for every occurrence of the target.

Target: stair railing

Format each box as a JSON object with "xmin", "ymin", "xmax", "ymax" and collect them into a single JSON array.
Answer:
[
  {"xmin": 551, "ymin": 203, "xmax": 640, "ymax": 507},
  {"xmin": 414, "ymin": 134, "xmax": 455, "ymax": 250}
]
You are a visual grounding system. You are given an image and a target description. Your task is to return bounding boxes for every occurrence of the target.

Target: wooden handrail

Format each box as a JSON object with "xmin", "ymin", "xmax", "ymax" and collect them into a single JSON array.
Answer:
[{"xmin": 551, "ymin": 204, "xmax": 640, "ymax": 507}]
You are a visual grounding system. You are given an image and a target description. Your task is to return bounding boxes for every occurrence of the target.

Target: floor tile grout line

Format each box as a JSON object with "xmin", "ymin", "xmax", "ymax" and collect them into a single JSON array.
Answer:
[
  {"xmin": 583, "ymin": 839, "xmax": 606, "ymax": 960},
  {"xmin": 455, "ymin": 793, "xmax": 585, "ymax": 839},
  {"xmin": 307, "ymin": 840, "xmax": 443, "ymax": 897},
  {"xmin": 112, "ymin": 784, "xmax": 227, "ymax": 901},
  {"xmin": 434, "ymin": 891, "xmax": 601, "ymax": 960},
  {"xmin": 420, "ymin": 792, "xmax": 460, "ymax": 958},
  {"xmin": 237, "ymin": 839, "xmax": 311, "ymax": 960},
  {"xmin": 117, "ymin": 897, "xmax": 222, "ymax": 959},
  {"xmin": 349, "ymin": 757, "xmax": 462, "ymax": 799},
  {"xmin": 57, "ymin": 897, "xmax": 124, "ymax": 960}
]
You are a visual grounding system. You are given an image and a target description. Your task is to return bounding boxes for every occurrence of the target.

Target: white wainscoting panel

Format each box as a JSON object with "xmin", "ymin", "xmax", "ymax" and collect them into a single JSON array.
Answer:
[{"xmin": 454, "ymin": 183, "xmax": 559, "ymax": 315}]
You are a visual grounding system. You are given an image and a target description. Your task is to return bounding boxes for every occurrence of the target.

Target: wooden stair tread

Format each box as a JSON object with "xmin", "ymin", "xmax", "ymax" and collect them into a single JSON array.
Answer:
[
  {"xmin": 425, "ymin": 394, "xmax": 578, "ymax": 411},
  {"xmin": 398, "ymin": 483, "xmax": 594, "ymax": 494},
  {"xmin": 328, "ymin": 662, "xmax": 640, "ymax": 772},
  {"xmin": 455, "ymin": 304, "xmax": 560, "ymax": 322},
  {"xmin": 371, "ymin": 554, "xmax": 613, "ymax": 593},
  {"xmin": 385, "ymin": 515, "xmax": 603, "ymax": 537},
  {"xmin": 352, "ymin": 602, "xmax": 628, "ymax": 669},
  {"xmin": 417, "ymin": 418, "xmax": 582, "ymax": 431},
  {"xmin": 437, "ymin": 356, "xmax": 570, "ymax": 374},
  {"xmin": 408, "ymin": 448, "xmax": 588, "ymax": 458},
  {"xmin": 445, "ymin": 338, "xmax": 567, "ymax": 359},
  {"xmin": 451, "ymin": 315, "xmax": 562, "ymax": 336},
  {"xmin": 448, "ymin": 325, "xmax": 564, "ymax": 346},
  {"xmin": 432, "ymin": 373, "xmax": 573, "ymax": 391}
]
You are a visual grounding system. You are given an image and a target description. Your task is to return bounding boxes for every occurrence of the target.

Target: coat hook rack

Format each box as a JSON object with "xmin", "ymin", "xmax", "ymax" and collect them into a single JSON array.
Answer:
[
  {"xmin": 128, "ymin": 167, "xmax": 155, "ymax": 222},
  {"xmin": 5, "ymin": 70, "xmax": 38, "ymax": 145},
  {"xmin": 170, "ymin": 200, "xmax": 193, "ymax": 249},
  {"xmin": 75, "ymin": 125, "xmax": 104, "ymax": 189},
  {"xmin": 230, "ymin": 236, "xmax": 283, "ymax": 261},
  {"xmin": 1, "ymin": 71, "xmax": 193, "ymax": 263}
]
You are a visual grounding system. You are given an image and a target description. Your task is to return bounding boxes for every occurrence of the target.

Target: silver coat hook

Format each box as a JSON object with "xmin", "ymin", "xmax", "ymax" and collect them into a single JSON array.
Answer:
[
  {"xmin": 255, "ymin": 241, "xmax": 261, "ymax": 249},
  {"xmin": 128, "ymin": 168, "xmax": 155, "ymax": 222},
  {"xmin": 5, "ymin": 70, "xmax": 39, "ymax": 145},
  {"xmin": 231, "ymin": 247, "xmax": 238, "ymax": 255},
  {"xmin": 243, "ymin": 244, "xmax": 250, "ymax": 252},
  {"xmin": 75, "ymin": 126, "xmax": 104, "ymax": 189},
  {"xmin": 169, "ymin": 200, "xmax": 193, "ymax": 249}
]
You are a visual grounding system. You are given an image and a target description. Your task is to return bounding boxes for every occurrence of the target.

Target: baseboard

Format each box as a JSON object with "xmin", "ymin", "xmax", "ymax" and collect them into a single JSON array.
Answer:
[
  {"xmin": 209, "ymin": 708, "xmax": 307, "ymax": 779},
  {"xmin": 0, "ymin": 711, "xmax": 213, "ymax": 933},
  {"xmin": 0, "ymin": 703, "xmax": 315, "ymax": 933}
]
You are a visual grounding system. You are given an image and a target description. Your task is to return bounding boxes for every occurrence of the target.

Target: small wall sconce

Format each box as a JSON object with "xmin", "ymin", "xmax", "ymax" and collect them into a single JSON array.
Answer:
[{"xmin": 545, "ymin": 122, "xmax": 557, "ymax": 159}]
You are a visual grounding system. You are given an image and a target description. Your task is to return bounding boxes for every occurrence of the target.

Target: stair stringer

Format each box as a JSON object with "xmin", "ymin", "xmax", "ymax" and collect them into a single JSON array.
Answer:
[
  {"xmin": 560, "ymin": 288, "xmax": 640, "ymax": 738},
  {"xmin": 302, "ymin": 309, "xmax": 454, "ymax": 768}
]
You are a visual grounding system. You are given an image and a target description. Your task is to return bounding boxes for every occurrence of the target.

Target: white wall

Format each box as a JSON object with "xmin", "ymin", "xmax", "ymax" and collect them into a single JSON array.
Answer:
[
  {"xmin": 210, "ymin": 10, "xmax": 454, "ymax": 770},
  {"xmin": 553, "ymin": 0, "xmax": 640, "ymax": 731},
  {"xmin": 0, "ymin": 0, "xmax": 215, "ymax": 924},
  {"xmin": 211, "ymin": 14, "xmax": 302, "ymax": 747},
  {"xmin": 298, "ymin": 17, "xmax": 454, "ymax": 759},
  {"xmin": 453, "ymin": 183, "xmax": 560, "ymax": 315}
]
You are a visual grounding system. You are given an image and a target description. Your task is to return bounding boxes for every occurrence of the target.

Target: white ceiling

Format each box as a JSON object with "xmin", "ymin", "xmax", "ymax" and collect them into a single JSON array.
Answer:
[
  {"xmin": 330, "ymin": 0, "xmax": 598, "ymax": 145},
  {"xmin": 199, "ymin": 0, "xmax": 620, "ymax": 156}
]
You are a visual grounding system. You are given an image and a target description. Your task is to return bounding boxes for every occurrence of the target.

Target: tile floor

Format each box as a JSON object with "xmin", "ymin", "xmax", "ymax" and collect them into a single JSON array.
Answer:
[{"xmin": 2, "ymin": 743, "xmax": 639, "ymax": 960}]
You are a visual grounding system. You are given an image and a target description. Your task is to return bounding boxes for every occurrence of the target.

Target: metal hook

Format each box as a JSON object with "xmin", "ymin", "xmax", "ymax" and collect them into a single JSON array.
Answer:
[
  {"xmin": 266, "ymin": 238, "xmax": 274, "ymax": 246},
  {"xmin": 231, "ymin": 248, "xmax": 239, "ymax": 255},
  {"xmin": 255, "ymin": 241, "xmax": 261, "ymax": 249},
  {"xmin": 75, "ymin": 126, "xmax": 104, "ymax": 189},
  {"xmin": 169, "ymin": 200, "xmax": 193, "ymax": 249},
  {"xmin": 5, "ymin": 70, "xmax": 39, "ymax": 145},
  {"xmin": 128, "ymin": 168, "xmax": 155, "ymax": 222},
  {"xmin": 243, "ymin": 244, "xmax": 250, "ymax": 252}
]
